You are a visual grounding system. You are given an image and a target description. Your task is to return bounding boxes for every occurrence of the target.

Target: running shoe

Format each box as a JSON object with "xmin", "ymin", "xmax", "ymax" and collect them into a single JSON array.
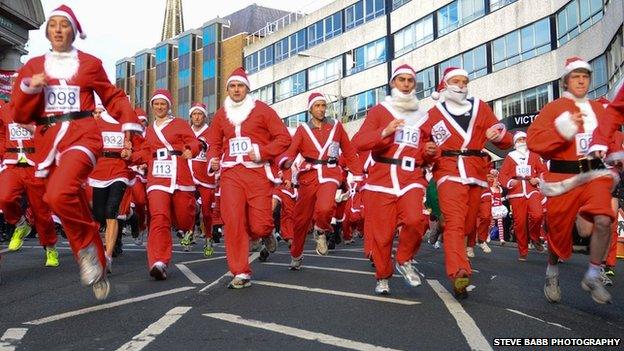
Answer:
[
  {"xmin": 533, "ymin": 240, "xmax": 545, "ymax": 253},
  {"xmin": 203, "ymin": 239, "xmax": 215, "ymax": 257},
  {"xmin": 78, "ymin": 244, "xmax": 103, "ymax": 286},
  {"xmin": 343, "ymin": 238, "xmax": 354, "ymax": 245},
  {"xmin": 601, "ymin": 268, "xmax": 613, "ymax": 287},
  {"xmin": 228, "ymin": 275, "xmax": 251, "ymax": 289},
  {"xmin": 315, "ymin": 233, "xmax": 328, "ymax": 256},
  {"xmin": 544, "ymin": 274, "xmax": 561, "ymax": 303},
  {"xmin": 375, "ymin": 279, "xmax": 390, "ymax": 295},
  {"xmin": 180, "ymin": 231, "xmax": 193, "ymax": 252},
  {"xmin": 466, "ymin": 247, "xmax": 475, "ymax": 258},
  {"xmin": 149, "ymin": 261, "xmax": 167, "ymax": 281},
  {"xmin": 395, "ymin": 262, "xmax": 421, "ymax": 287},
  {"xmin": 45, "ymin": 246, "xmax": 60, "ymax": 267},
  {"xmin": 478, "ymin": 242, "xmax": 491, "ymax": 253},
  {"xmin": 604, "ymin": 266, "xmax": 615, "ymax": 277},
  {"xmin": 262, "ymin": 234, "xmax": 277, "ymax": 253},
  {"xmin": 8, "ymin": 221, "xmax": 31, "ymax": 251},
  {"xmin": 289, "ymin": 256, "xmax": 302, "ymax": 271},
  {"xmin": 453, "ymin": 269, "xmax": 470, "ymax": 300},
  {"xmin": 92, "ymin": 276, "xmax": 111, "ymax": 301},
  {"xmin": 581, "ymin": 275, "xmax": 612, "ymax": 304},
  {"xmin": 518, "ymin": 255, "xmax": 527, "ymax": 262},
  {"xmin": 134, "ymin": 229, "xmax": 146, "ymax": 246}
]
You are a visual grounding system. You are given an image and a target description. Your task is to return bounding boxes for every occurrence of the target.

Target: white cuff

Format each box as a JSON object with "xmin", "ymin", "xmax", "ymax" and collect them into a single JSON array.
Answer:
[
  {"xmin": 122, "ymin": 122, "xmax": 144, "ymax": 133},
  {"xmin": 554, "ymin": 111, "xmax": 578, "ymax": 141},
  {"xmin": 352, "ymin": 175, "xmax": 364, "ymax": 182},
  {"xmin": 506, "ymin": 179, "xmax": 514, "ymax": 188},
  {"xmin": 587, "ymin": 144, "xmax": 608, "ymax": 155},
  {"xmin": 20, "ymin": 78, "xmax": 42, "ymax": 95},
  {"xmin": 278, "ymin": 156, "xmax": 290, "ymax": 169},
  {"xmin": 252, "ymin": 143, "xmax": 261, "ymax": 162}
]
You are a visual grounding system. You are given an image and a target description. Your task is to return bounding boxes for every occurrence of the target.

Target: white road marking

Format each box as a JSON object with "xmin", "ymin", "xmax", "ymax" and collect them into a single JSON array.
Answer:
[
  {"xmin": 427, "ymin": 280, "xmax": 492, "ymax": 351},
  {"xmin": 0, "ymin": 248, "xmax": 9, "ymax": 254},
  {"xmin": 6, "ymin": 245, "xmax": 209, "ymax": 254},
  {"xmin": 198, "ymin": 251, "xmax": 260, "ymax": 293},
  {"xmin": 175, "ymin": 264, "xmax": 205, "ymax": 284},
  {"xmin": 0, "ymin": 328, "xmax": 28, "ymax": 351},
  {"xmin": 179, "ymin": 255, "xmax": 226, "ymax": 265},
  {"xmin": 505, "ymin": 309, "xmax": 571, "ymax": 331},
  {"xmin": 273, "ymin": 252, "xmax": 370, "ymax": 261},
  {"xmin": 254, "ymin": 280, "xmax": 419, "ymax": 305},
  {"xmin": 261, "ymin": 262, "xmax": 401, "ymax": 278},
  {"xmin": 24, "ymin": 287, "xmax": 195, "ymax": 325},
  {"xmin": 303, "ymin": 248, "xmax": 363, "ymax": 253},
  {"xmin": 116, "ymin": 306, "xmax": 192, "ymax": 351},
  {"xmin": 204, "ymin": 313, "xmax": 404, "ymax": 351}
]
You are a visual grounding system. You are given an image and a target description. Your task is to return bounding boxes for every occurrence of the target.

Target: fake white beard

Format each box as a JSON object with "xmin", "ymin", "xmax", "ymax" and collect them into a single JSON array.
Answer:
[
  {"xmin": 515, "ymin": 142, "xmax": 528, "ymax": 153},
  {"xmin": 443, "ymin": 85, "xmax": 472, "ymax": 116},
  {"xmin": 384, "ymin": 88, "xmax": 420, "ymax": 113},
  {"xmin": 44, "ymin": 48, "xmax": 79, "ymax": 80},
  {"xmin": 224, "ymin": 95, "xmax": 256, "ymax": 126}
]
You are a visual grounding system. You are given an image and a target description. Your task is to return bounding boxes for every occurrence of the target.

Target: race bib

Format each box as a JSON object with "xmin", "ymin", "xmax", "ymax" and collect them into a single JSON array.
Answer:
[
  {"xmin": 102, "ymin": 132, "xmax": 124, "ymax": 149},
  {"xmin": 8, "ymin": 123, "xmax": 32, "ymax": 141},
  {"xmin": 195, "ymin": 149, "xmax": 207, "ymax": 161},
  {"xmin": 229, "ymin": 137, "xmax": 252, "ymax": 156},
  {"xmin": 431, "ymin": 120, "xmax": 451, "ymax": 146},
  {"xmin": 152, "ymin": 160, "xmax": 175, "ymax": 178},
  {"xmin": 515, "ymin": 165, "xmax": 531, "ymax": 178},
  {"xmin": 44, "ymin": 85, "xmax": 80, "ymax": 113},
  {"xmin": 394, "ymin": 125, "xmax": 420, "ymax": 146},
  {"xmin": 575, "ymin": 133, "xmax": 592, "ymax": 156},
  {"xmin": 327, "ymin": 141, "xmax": 340, "ymax": 158}
]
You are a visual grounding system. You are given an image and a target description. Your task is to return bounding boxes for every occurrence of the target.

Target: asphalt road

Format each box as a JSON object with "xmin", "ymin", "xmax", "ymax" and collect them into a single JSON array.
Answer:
[{"xmin": 0, "ymin": 234, "xmax": 622, "ymax": 351}]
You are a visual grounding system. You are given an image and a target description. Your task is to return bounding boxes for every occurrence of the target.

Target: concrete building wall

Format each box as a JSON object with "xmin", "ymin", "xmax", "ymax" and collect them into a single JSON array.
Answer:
[{"xmin": 220, "ymin": 33, "xmax": 246, "ymax": 106}]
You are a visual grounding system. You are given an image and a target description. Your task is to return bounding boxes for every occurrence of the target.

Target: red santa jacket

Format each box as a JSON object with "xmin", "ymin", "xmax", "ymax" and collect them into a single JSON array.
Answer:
[
  {"xmin": 188, "ymin": 124, "xmax": 215, "ymax": 189},
  {"xmin": 0, "ymin": 102, "xmax": 36, "ymax": 169},
  {"xmin": 88, "ymin": 113, "xmax": 141, "ymax": 188},
  {"xmin": 590, "ymin": 83, "xmax": 624, "ymax": 152},
  {"xmin": 206, "ymin": 98, "xmax": 291, "ymax": 182},
  {"xmin": 422, "ymin": 98, "xmax": 513, "ymax": 188},
  {"xmin": 277, "ymin": 119, "xmax": 362, "ymax": 186},
  {"xmin": 499, "ymin": 149, "xmax": 546, "ymax": 199},
  {"xmin": 131, "ymin": 117, "xmax": 201, "ymax": 194},
  {"xmin": 11, "ymin": 49, "xmax": 141, "ymax": 177},
  {"xmin": 527, "ymin": 92, "xmax": 614, "ymax": 196},
  {"xmin": 352, "ymin": 102, "xmax": 435, "ymax": 196}
]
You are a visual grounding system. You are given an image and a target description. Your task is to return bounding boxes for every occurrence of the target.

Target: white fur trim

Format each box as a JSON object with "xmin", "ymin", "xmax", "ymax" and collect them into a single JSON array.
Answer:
[
  {"xmin": 189, "ymin": 106, "xmax": 207, "ymax": 117},
  {"xmin": 122, "ymin": 122, "xmax": 143, "ymax": 133},
  {"xmin": 513, "ymin": 132, "xmax": 527, "ymax": 143},
  {"xmin": 430, "ymin": 91, "xmax": 440, "ymax": 101},
  {"xmin": 443, "ymin": 68, "xmax": 469, "ymax": 82},
  {"xmin": 150, "ymin": 94, "xmax": 171, "ymax": 106},
  {"xmin": 226, "ymin": 75, "xmax": 250, "ymax": 89},
  {"xmin": 88, "ymin": 177, "xmax": 135, "ymax": 188},
  {"xmin": 554, "ymin": 111, "xmax": 578, "ymax": 141},
  {"xmin": 252, "ymin": 143, "xmax": 261, "ymax": 162},
  {"xmin": 308, "ymin": 95, "xmax": 326, "ymax": 110},
  {"xmin": 63, "ymin": 145, "xmax": 96, "ymax": 167},
  {"xmin": 224, "ymin": 96, "xmax": 255, "ymax": 126},
  {"xmin": 539, "ymin": 169, "xmax": 616, "ymax": 197},
  {"xmin": 20, "ymin": 78, "xmax": 42, "ymax": 94},
  {"xmin": 391, "ymin": 67, "xmax": 416, "ymax": 81},
  {"xmin": 564, "ymin": 60, "xmax": 592, "ymax": 76},
  {"xmin": 48, "ymin": 10, "xmax": 82, "ymax": 39},
  {"xmin": 587, "ymin": 144, "xmax": 608, "ymax": 155}
]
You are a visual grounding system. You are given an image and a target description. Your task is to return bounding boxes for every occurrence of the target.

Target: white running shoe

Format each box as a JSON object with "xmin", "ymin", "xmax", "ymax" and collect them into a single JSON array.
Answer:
[
  {"xmin": 92, "ymin": 277, "xmax": 111, "ymax": 301},
  {"xmin": 478, "ymin": 242, "xmax": 492, "ymax": 253},
  {"xmin": 134, "ymin": 229, "xmax": 145, "ymax": 246},
  {"xmin": 375, "ymin": 279, "xmax": 390, "ymax": 295},
  {"xmin": 315, "ymin": 233, "xmax": 328, "ymax": 256},
  {"xmin": 433, "ymin": 241, "xmax": 441, "ymax": 249},
  {"xmin": 395, "ymin": 262, "xmax": 421, "ymax": 287},
  {"xmin": 466, "ymin": 247, "xmax": 475, "ymax": 258},
  {"xmin": 149, "ymin": 261, "xmax": 167, "ymax": 281},
  {"xmin": 78, "ymin": 244, "xmax": 103, "ymax": 286}
]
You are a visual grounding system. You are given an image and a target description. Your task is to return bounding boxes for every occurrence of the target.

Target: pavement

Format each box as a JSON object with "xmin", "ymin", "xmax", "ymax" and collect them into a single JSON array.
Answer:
[{"xmin": 0, "ymin": 235, "xmax": 622, "ymax": 351}]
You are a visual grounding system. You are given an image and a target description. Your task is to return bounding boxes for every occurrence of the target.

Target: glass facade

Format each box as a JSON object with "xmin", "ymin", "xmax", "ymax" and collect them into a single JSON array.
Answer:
[
  {"xmin": 416, "ymin": 67, "xmax": 436, "ymax": 100},
  {"xmin": 283, "ymin": 111, "xmax": 308, "ymax": 128},
  {"xmin": 437, "ymin": 0, "xmax": 485, "ymax": 36},
  {"xmin": 348, "ymin": 37, "xmax": 387, "ymax": 75},
  {"xmin": 394, "ymin": 15, "xmax": 434, "ymax": 57},
  {"xmin": 251, "ymin": 84, "xmax": 274, "ymax": 105},
  {"xmin": 344, "ymin": 86, "xmax": 386, "ymax": 121},
  {"xmin": 557, "ymin": 0, "xmax": 604, "ymax": 46},
  {"xmin": 275, "ymin": 71, "xmax": 307, "ymax": 102},
  {"xmin": 308, "ymin": 56, "xmax": 342, "ymax": 89},
  {"xmin": 440, "ymin": 45, "xmax": 487, "ymax": 80},
  {"xmin": 588, "ymin": 54, "xmax": 608, "ymax": 98},
  {"xmin": 177, "ymin": 34, "xmax": 193, "ymax": 117},
  {"xmin": 202, "ymin": 24, "xmax": 219, "ymax": 116},
  {"xmin": 492, "ymin": 83, "xmax": 552, "ymax": 119},
  {"xmin": 492, "ymin": 18, "xmax": 550, "ymax": 71},
  {"xmin": 489, "ymin": 0, "xmax": 518, "ymax": 11},
  {"xmin": 134, "ymin": 53, "xmax": 150, "ymax": 111}
]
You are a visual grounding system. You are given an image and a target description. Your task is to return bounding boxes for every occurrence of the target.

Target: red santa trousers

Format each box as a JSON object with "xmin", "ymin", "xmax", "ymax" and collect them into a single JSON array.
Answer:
[
  {"xmin": 146, "ymin": 190, "xmax": 195, "ymax": 267},
  {"xmin": 277, "ymin": 191, "xmax": 295, "ymax": 241},
  {"xmin": 117, "ymin": 187, "xmax": 134, "ymax": 219},
  {"xmin": 290, "ymin": 179, "xmax": 337, "ymax": 259},
  {"xmin": 131, "ymin": 181, "xmax": 148, "ymax": 232},
  {"xmin": 546, "ymin": 177, "xmax": 614, "ymax": 260},
  {"xmin": 363, "ymin": 189, "xmax": 425, "ymax": 279},
  {"xmin": 468, "ymin": 198, "xmax": 491, "ymax": 247},
  {"xmin": 509, "ymin": 195, "xmax": 543, "ymax": 257},
  {"xmin": 45, "ymin": 150, "xmax": 104, "ymax": 265},
  {"xmin": 334, "ymin": 199, "xmax": 346, "ymax": 224},
  {"xmin": 220, "ymin": 166, "xmax": 274, "ymax": 276},
  {"xmin": 0, "ymin": 166, "xmax": 57, "ymax": 247},
  {"xmin": 437, "ymin": 182, "xmax": 482, "ymax": 278},
  {"xmin": 197, "ymin": 186, "xmax": 214, "ymax": 239},
  {"xmin": 606, "ymin": 219, "xmax": 618, "ymax": 267}
]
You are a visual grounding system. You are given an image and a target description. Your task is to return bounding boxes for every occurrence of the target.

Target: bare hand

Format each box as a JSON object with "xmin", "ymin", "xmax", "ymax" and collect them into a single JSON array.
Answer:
[
  {"xmin": 210, "ymin": 158, "xmax": 220, "ymax": 171},
  {"xmin": 139, "ymin": 164, "xmax": 147, "ymax": 171},
  {"xmin": 424, "ymin": 141, "xmax": 437, "ymax": 157},
  {"xmin": 486, "ymin": 125, "xmax": 504, "ymax": 141},
  {"xmin": 570, "ymin": 112, "xmax": 585, "ymax": 128},
  {"xmin": 590, "ymin": 150, "xmax": 606, "ymax": 159},
  {"xmin": 283, "ymin": 160, "xmax": 293, "ymax": 170},
  {"xmin": 382, "ymin": 119, "xmax": 405, "ymax": 138},
  {"xmin": 181, "ymin": 149, "xmax": 193, "ymax": 159},
  {"xmin": 121, "ymin": 149, "xmax": 131, "ymax": 160},
  {"xmin": 248, "ymin": 150, "xmax": 260, "ymax": 162},
  {"xmin": 30, "ymin": 73, "xmax": 47, "ymax": 89},
  {"xmin": 20, "ymin": 124, "xmax": 35, "ymax": 134},
  {"xmin": 529, "ymin": 178, "xmax": 539, "ymax": 186},
  {"xmin": 284, "ymin": 180, "xmax": 292, "ymax": 189}
]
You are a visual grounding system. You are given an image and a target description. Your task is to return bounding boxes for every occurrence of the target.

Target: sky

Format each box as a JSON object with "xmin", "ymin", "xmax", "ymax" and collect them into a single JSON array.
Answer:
[{"xmin": 23, "ymin": 0, "xmax": 335, "ymax": 81}]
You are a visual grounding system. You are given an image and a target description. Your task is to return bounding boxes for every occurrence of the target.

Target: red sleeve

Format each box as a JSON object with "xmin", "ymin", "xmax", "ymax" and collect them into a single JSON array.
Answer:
[
  {"xmin": 258, "ymin": 105, "xmax": 292, "ymax": 160},
  {"xmin": 178, "ymin": 120, "xmax": 201, "ymax": 157},
  {"xmin": 337, "ymin": 123, "xmax": 362, "ymax": 177},
  {"xmin": 0, "ymin": 110, "xmax": 6, "ymax": 160},
  {"xmin": 591, "ymin": 84, "xmax": 624, "ymax": 152},
  {"xmin": 527, "ymin": 102, "xmax": 569, "ymax": 159},
  {"xmin": 498, "ymin": 156, "xmax": 518, "ymax": 190},
  {"xmin": 277, "ymin": 127, "xmax": 303, "ymax": 169},
  {"xmin": 130, "ymin": 138, "xmax": 150, "ymax": 165},
  {"xmin": 11, "ymin": 60, "xmax": 44, "ymax": 124},
  {"xmin": 352, "ymin": 107, "xmax": 393, "ymax": 152},
  {"xmin": 206, "ymin": 114, "xmax": 224, "ymax": 162}
]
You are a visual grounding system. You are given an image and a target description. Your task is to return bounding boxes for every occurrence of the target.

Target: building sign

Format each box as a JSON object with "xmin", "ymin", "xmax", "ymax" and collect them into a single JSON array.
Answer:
[
  {"xmin": 0, "ymin": 70, "xmax": 16, "ymax": 101},
  {"xmin": 502, "ymin": 113, "xmax": 538, "ymax": 131},
  {"xmin": 0, "ymin": 15, "xmax": 29, "ymax": 40}
]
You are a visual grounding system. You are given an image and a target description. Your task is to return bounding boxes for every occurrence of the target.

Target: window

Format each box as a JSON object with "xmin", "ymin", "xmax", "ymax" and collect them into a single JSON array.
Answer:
[
  {"xmin": 489, "ymin": 0, "xmax": 518, "ymax": 11},
  {"xmin": 308, "ymin": 21, "xmax": 324, "ymax": 47},
  {"xmin": 274, "ymin": 38, "xmax": 289, "ymax": 62},
  {"xmin": 283, "ymin": 112, "xmax": 308, "ymax": 128},
  {"xmin": 251, "ymin": 85, "xmax": 274, "ymax": 105},
  {"xmin": 203, "ymin": 24, "xmax": 219, "ymax": 115},
  {"xmin": 155, "ymin": 44, "xmax": 170, "ymax": 89},
  {"xmin": 416, "ymin": 67, "xmax": 436, "ymax": 99},
  {"xmin": 606, "ymin": 30, "xmax": 624, "ymax": 87},
  {"xmin": 244, "ymin": 53, "xmax": 258, "ymax": 74},
  {"xmin": 307, "ymin": 12, "xmax": 342, "ymax": 49},
  {"xmin": 344, "ymin": 86, "xmax": 386, "ymax": 121},
  {"xmin": 440, "ymin": 45, "xmax": 487, "ymax": 80},
  {"xmin": 345, "ymin": 0, "xmax": 384, "ymax": 31},
  {"xmin": 394, "ymin": 15, "xmax": 434, "ymax": 57},
  {"xmin": 348, "ymin": 38, "xmax": 386, "ymax": 75},
  {"xmin": 258, "ymin": 46, "xmax": 273, "ymax": 70},
  {"xmin": 392, "ymin": 0, "xmax": 411, "ymax": 10},
  {"xmin": 437, "ymin": 0, "xmax": 485, "ymax": 36},
  {"xmin": 492, "ymin": 83, "xmax": 552, "ymax": 119},
  {"xmin": 557, "ymin": 0, "xmax": 604, "ymax": 45},
  {"xmin": 308, "ymin": 56, "xmax": 342, "ymax": 89},
  {"xmin": 289, "ymin": 30, "xmax": 306, "ymax": 56},
  {"xmin": 275, "ymin": 71, "xmax": 306, "ymax": 102},
  {"xmin": 492, "ymin": 18, "xmax": 551, "ymax": 71},
  {"xmin": 178, "ymin": 35, "xmax": 194, "ymax": 117},
  {"xmin": 588, "ymin": 55, "xmax": 608, "ymax": 98},
  {"xmin": 365, "ymin": 0, "xmax": 385, "ymax": 21}
]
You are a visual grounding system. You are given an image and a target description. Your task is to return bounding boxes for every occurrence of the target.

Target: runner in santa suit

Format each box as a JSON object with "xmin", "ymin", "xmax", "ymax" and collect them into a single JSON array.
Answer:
[
  {"xmin": 88, "ymin": 102, "xmax": 142, "ymax": 270},
  {"xmin": 499, "ymin": 131, "xmax": 546, "ymax": 261},
  {"xmin": 0, "ymin": 101, "xmax": 59, "ymax": 266},
  {"xmin": 206, "ymin": 68, "xmax": 291, "ymax": 288},
  {"xmin": 527, "ymin": 57, "xmax": 615, "ymax": 304},
  {"xmin": 352, "ymin": 64, "xmax": 437, "ymax": 295},
  {"xmin": 466, "ymin": 168, "xmax": 494, "ymax": 258},
  {"xmin": 422, "ymin": 66, "xmax": 513, "ymax": 299},
  {"xmin": 10, "ymin": 5, "xmax": 141, "ymax": 300},
  {"xmin": 128, "ymin": 108, "xmax": 149, "ymax": 246},
  {"xmin": 130, "ymin": 89, "xmax": 200, "ymax": 280},
  {"xmin": 272, "ymin": 166, "xmax": 297, "ymax": 246},
  {"xmin": 186, "ymin": 102, "xmax": 216, "ymax": 257},
  {"xmin": 278, "ymin": 93, "xmax": 361, "ymax": 270}
]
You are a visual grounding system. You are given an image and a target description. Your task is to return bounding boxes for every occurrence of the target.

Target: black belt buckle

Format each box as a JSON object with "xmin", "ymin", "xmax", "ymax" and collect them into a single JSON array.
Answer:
[
  {"xmin": 578, "ymin": 158, "xmax": 591, "ymax": 173},
  {"xmin": 328, "ymin": 157, "xmax": 337, "ymax": 166}
]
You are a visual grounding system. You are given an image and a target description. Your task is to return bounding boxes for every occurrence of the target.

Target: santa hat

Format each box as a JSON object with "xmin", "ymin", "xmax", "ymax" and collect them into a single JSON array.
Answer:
[
  {"xmin": 513, "ymin": 131, "xmax": 527, "ymax": 144},
  {"xmin": 563, "ymin": 57, "xmax": 592, "ymax": 77},
  {"xmin": 307, "ymin": 92, "xmax": 326, "ymax": 110},
  {"xmin": 226, "ymin": 67, "xmax": 250, "ymax": 89},
  {"xmin": 189, "ymin": 102, "xmax": 207, "ymax": 117},
  {"xmin": 390, "ymin": 64, "xmax": 416, "ymax": 82},
  {"xmin": 47, "ymin": 5, "xmax": 86, "ymax": 40},
  {"xmin": 431, "ymin": 67, "xmax": 469, "ymax": 101},
  {"xmin": 134, "ymin": 107, "xmax": 148, "ymax": 122},
  {"xmin": 150, "ymin": 89, "xmax": 173, "ymax": 107}
]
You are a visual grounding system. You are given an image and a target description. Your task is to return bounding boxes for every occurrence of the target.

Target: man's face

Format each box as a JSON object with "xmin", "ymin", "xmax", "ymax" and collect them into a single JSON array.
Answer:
[
  {"xmin": 227, "ymin": 82, "xmax": 248, "ymax": 103},
  {"xmin": 151, "ymin": 99, "xmax": 169, "ymax": 119},
  {"xmin": 190, "ymin": 110, "xmax": 206, "ymax": 127},
  {"xmin": 566, "ymin": 70, "xmax": 591, "ymax": 98},
  {"xmin": 310, "ymin": 101, "xmax": 327, "ymax": 121},
  {"xmin": 391, "ymin": 74, "xmax": 416, "ymax": 94},
  {"xmin": 47, "ymin": 16, "xmax": 74, "ymax": 52},
  {"xmin": 515, "ymin": 137, "xmax": 526, "ymax": 145},
  {"xmin": 447, "ymin": 75, "xmax": 469, "ymax": 90},
  {"xmin": 92, "ymin": 107, "xmax": 104, "ymax": 119}
]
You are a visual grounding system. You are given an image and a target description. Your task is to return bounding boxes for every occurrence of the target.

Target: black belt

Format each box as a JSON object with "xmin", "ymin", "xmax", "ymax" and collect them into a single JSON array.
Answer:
[
  {"xmin": 373, "ymin": 155, "xmax": 420, "ymax": 167},
  {"xmin": 549, "ymin": 158, "xmax": 606, "ymax": 174},
  {"xmin": 441, "ymin": 150, "xmax": 487, "ymax": 157},
  {"xmin": 102, "ymin": 151, "xmax": 121, "ymax": 158},
  {"xmin": 15, "ymin": 163, "xmax": 32, "ymax": 168},
  {"xmin": 152, "ymin": 150, "xmax": 183, "ymax": 158},
  {"xmin": 6, "ymin": 147, "xmax": 35, "ymax": 154},
  {"xmin": 512, "ymin": 176, "xmax": 531, "ymax": 180},
  {"xmin": 36, "ymin": 110, "xmax": 93, "ymax": 126},
  {"xmin": 304, "ymin": 157, "xmax": 337, "ymax": 165}
]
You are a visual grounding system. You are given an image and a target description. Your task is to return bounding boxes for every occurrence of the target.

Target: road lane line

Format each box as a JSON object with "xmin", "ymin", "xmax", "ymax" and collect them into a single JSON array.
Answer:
[
  {"xmin": 254, "ymin": 280, "xmax": 419, "ymax": 305},
  {"xmin": 0, "ymin": 328, "xmax": 28, "ymax": 351},
  {"xmin": 261, "ymin": 262, "xmax": 401, "ymax": 277},
  {"xmin": 24, "ymin": 287, "xmax": 195, "ymax": 325},
  {"xmin": 505, "ymin": 309, "xmax": 571, "ymax": 331},
  {"xmin": 175, "ymin": 264, "xmax": 205, "ymax": 284},
  {"xmin": 273, "ymin": 252, "xmax": 370, "ymax": 262},
  {"xmin": 3, "ymin": 245, "xmax": 210, "ymax": 254},
  {"xmin": 198, "ymin": 251, "xmax": 260, "ymax": 293},
  {"xmin": 204, "ymin": 313, "xmax": 404, "ymax": 351},
  {"xmin": 179, "ymin": 255, "xmax": 226, "ymax": 265},
  {"xmin": 427, "ymin": 280, "xmax": 492, "ymax": 351},
  {"xmin": 116, "ymin": 307, "xmax": 192, "ymax": 351}
]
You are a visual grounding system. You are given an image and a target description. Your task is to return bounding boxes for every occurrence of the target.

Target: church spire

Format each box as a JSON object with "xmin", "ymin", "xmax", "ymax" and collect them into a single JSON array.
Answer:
[{"xmin": 161, "ymin": 0, "xmax": 185, "ymax": 41}]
